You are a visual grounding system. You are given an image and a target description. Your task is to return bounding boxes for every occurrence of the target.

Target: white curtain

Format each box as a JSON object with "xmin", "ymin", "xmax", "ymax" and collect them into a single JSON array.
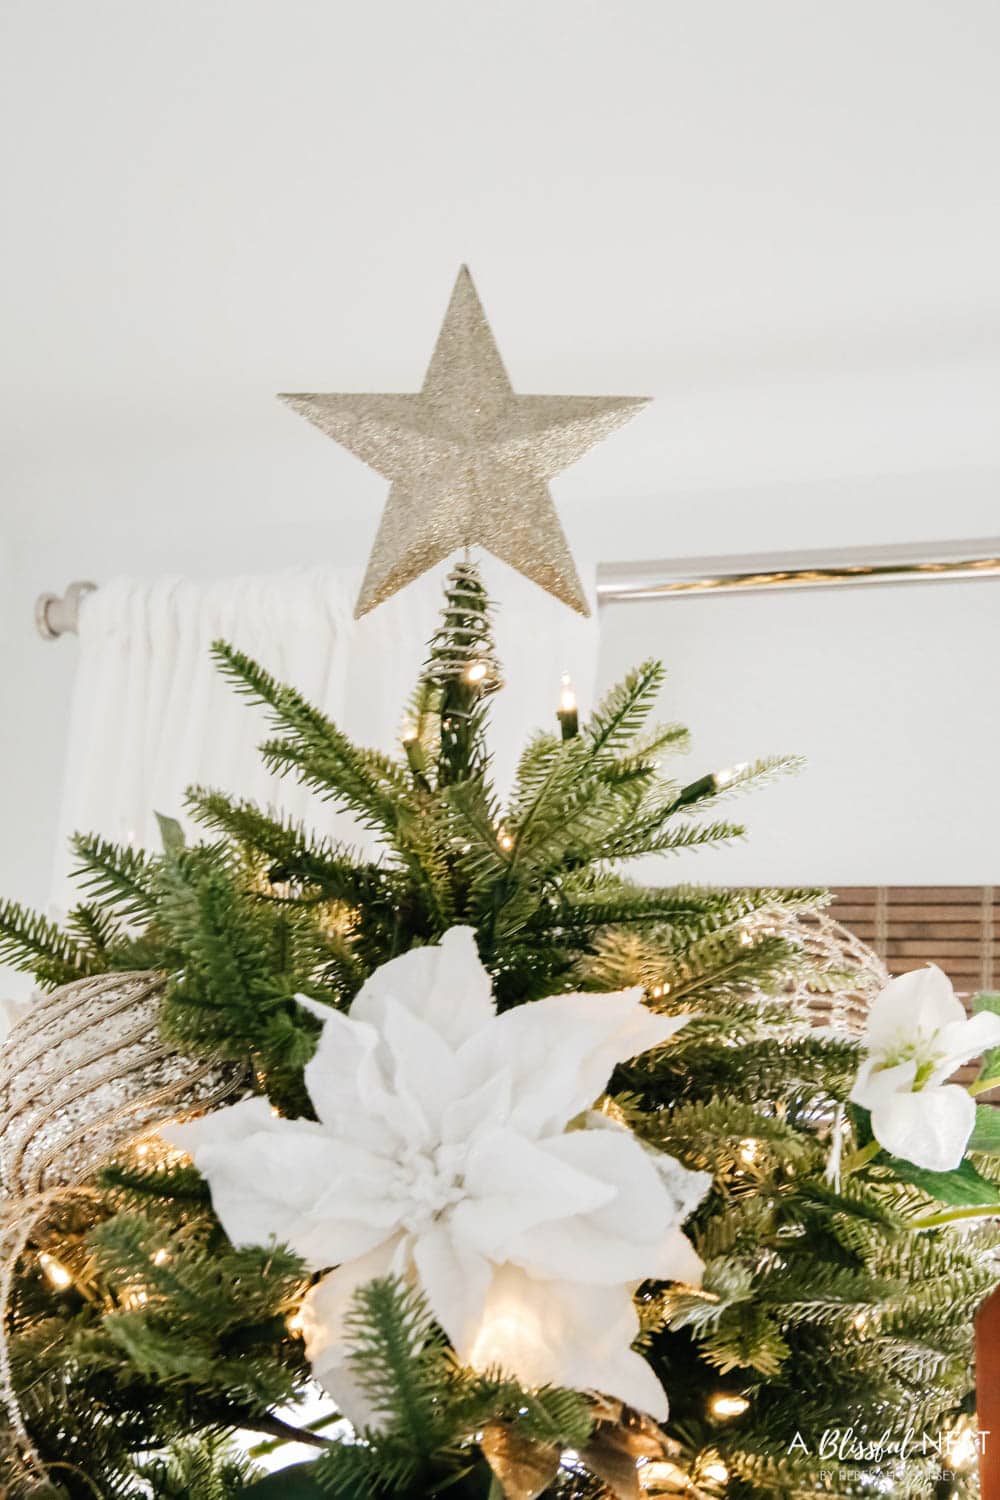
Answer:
[{"xmin": 50, "ymin": 561, "xmax": 600, "ymax": 914}]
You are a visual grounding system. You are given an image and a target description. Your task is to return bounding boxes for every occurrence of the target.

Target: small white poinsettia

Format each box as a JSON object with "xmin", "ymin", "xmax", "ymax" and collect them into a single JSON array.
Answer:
[
  {"xmin": 165, "ymin": 927, "xmax": 708, "ymax": 1424},
  {"xmin": 849, "ymin": 965, "xmax": 1000, "ymax": 1172}
]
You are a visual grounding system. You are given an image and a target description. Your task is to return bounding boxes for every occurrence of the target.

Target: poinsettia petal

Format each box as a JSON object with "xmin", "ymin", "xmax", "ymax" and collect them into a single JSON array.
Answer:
[
  {"xmin": 659, "ymin": 1225, "xmax": 706, "ymax": 1287},
  {"xmin": 871, "ymin": 1084, "xmax": 976, "ymax": 1171},
  {"xmin": 454, "ymin": 1128, "xmax": 614, "ymax": 1258},
  {"xmin": 301, "ymin": 1005, "xmax": 395, "ymax": 1141},
  {"xmin": 164, "ymin": 1099, "xmax": 346, "ymax": 1265},
  {"xmin": 301, "ymin": 1234, "xmax": 405, "ymax": 1429},
  {"xmin": 411, "ymin": 1224, "xmax": 492, "ymax": 1354},
  {"xmin": 377, "ymin": 997, "xmax": 461, "ymax": 1139},
  {"xmin": 865, "ymin": 965, "xmax": 966, "ymax": 1052},
  {"xmin": 500, "ymin": 1127, "xmax": 676, "ymax": 1282},
  {"xmin": 647, "ymin": 1149, "xmax": 713, "ymax": 1222},
  {"xmin": 439, "ymin": 1068, "xmax": 513, "ymax": 1147},
  {"xmin": 459, "ymin": 990, "xmax": 688, "ymax": 1137},
  {"xmin": 297, "ymin": 1141, "xmax": 414, "ymax": 1265},
  {"xmin": 465, "ymin": 1265, "xmax": 668, "ymax": 1421},
  {"xmin": 349, "ymin": 926, "xmax": 495, "ymax": 1048},
  {"xmin": 578, "ymin": 1111, "xmax": 712, "ymax": 1220},
  {"xmin": 163, "ymin": 1095, "xmax": 310, "ymax": 1151}
]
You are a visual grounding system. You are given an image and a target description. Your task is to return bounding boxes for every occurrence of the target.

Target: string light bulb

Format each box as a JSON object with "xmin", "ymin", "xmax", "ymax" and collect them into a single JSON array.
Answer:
[
  {"xmin": 464, "ymin": 660, "xmax": 488, "ymax": 685},
  {"xmin": 711, "ymin": 1393, "xmax": 749, "ymax": 1419},
  {"xmin": 556, "ymin": 674, "xmax": 579, "ymax": 740},
  {"xmin": 152, "ymin": 1248, "xmax": 171, "ymax": 1267},
  {"xmin": 401, "ymin": 720, "xmax": 428, "ymax": 780},
  {"xmin": 39, "ymin": 1252, "xmax": 73, "ymax": 1291},
  {"xmin": 287, "ymin": 1310, "xmax": 306, "ymax": 1335},
  {"xmin": 712, "ymin": 763, "xmax": 748, "ymax": 791},
  {"xmin": 737, "ymin": 1138, "xmax": 761, "ymax": 1167}
]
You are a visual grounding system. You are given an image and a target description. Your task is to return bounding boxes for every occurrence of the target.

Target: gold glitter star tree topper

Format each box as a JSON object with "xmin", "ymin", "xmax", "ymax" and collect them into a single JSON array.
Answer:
[{"xmin": 280, "ymin": 266, "xmax": 649, "ymax": 618}]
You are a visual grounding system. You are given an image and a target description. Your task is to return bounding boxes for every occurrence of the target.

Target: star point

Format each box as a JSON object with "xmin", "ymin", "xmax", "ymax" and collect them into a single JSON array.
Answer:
[{"xmin": 280, "ymin": 267, "xmax": 650, "ymax": 618}]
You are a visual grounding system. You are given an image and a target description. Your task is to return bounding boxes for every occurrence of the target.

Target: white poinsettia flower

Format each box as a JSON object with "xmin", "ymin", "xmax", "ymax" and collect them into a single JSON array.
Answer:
[
  {"xmin": 849, "ymin": 965, "xmax": 1000, "ymax": 1172},
  {"xmin": 164, "ymin": 926, "xmax": 705, "ymax": 1424}
]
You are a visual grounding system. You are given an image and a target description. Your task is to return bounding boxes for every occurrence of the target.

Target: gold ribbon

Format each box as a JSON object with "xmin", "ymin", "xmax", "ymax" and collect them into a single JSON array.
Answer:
[
  {"xmin": 480, "ymin": 1422, "xmax": 560, "ymax": 1500},
  {"xmin": 482, "ymin": 1397, "xmax": 694, "ymax": 1500}
]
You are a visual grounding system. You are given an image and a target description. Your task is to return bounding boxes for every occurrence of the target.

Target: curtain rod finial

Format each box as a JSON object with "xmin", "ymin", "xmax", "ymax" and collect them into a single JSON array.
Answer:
[{"xmin": 35, "ymin": 581, "xmax": 97, "ymax": 640}]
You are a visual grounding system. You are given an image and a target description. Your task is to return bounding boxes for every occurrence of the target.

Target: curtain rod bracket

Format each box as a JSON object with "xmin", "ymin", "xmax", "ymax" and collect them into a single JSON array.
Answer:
[{"xmin": 35, "ymin": 581, "xmax": 97, "ymax": 641}]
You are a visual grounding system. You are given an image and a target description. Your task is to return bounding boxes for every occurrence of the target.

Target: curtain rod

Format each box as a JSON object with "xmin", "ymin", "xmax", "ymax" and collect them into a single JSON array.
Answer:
[
  {"xmin": 596, "ymin": 539, "xmax": 1000, "ymax": 604},
  {"xmin": 34, "ymin": 540, "xmax": 1000, "ymax": 638}
]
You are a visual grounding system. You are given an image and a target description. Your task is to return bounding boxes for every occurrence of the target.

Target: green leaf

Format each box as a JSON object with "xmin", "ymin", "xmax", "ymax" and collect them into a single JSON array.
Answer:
[
  {"xmin": 886, "ymin": 1154, "xmax": 1000, "ymax": 1206},
  {"xmin": 974, "ymin": 993, "xmax": 1000, "ymax": 1082},
  {"xmin": 238, "ymin": 1461, "xmax": 327, "ymax": 1497},
  {"xmin": 968, "ymin": 1103, "xmax": 1000, "ymax": 1154},
  {"xmin": 156, "ymin": 810, "xmax": 187, "ymax": 858}
]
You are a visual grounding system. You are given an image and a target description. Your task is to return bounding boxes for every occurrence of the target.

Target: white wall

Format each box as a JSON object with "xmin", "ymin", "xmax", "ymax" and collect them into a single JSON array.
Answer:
[
  {"xmin": 1, "ymin": 0, "xmax": 999, "ymax": 932},
  {"xmin": 601, "ymin": 578, "xmax": 1000, "ymax": 889}
]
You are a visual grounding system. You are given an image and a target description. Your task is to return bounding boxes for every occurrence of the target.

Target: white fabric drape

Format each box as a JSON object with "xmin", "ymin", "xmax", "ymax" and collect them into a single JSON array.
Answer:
[{"xmin": 50, "ymin": 561, "xmax": 600, "ymax": 914}]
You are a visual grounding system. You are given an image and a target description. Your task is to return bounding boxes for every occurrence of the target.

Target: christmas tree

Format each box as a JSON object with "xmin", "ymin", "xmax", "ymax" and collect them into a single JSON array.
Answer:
[
  {"xmin": 3, "ymin": 266, "xmax": 1000, "ymax": 1497},
  {"xmin": 0, "ymin": 558, "xmax": 998, "ymax": 1499}
]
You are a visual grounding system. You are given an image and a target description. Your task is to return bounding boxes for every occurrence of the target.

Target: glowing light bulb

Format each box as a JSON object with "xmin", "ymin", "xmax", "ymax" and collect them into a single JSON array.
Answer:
[
  {"xmin": 465, "ymin": 661, "xmax": 488, "ymax": 684},
  {"xmin": 853, "ymin": 1310, "xmax": 870, "ymax": 1332},
  {"xmin": 556, "ymin": 674, "xmax": 580, "ymax": 741},
  {"xmin": 152, "ymin": 1248, "xmax": 171, "ymax": 1267},
  {"xmin": 498, "ymin": 829, "xmax": 514, "ymax": 851},
  {"xmin": 737, "ymin": 1138, "xmax": 760, "ymax": 1167},
  {"xmin": 39, "ymin": 1252, "xmax": 73, "ymax": 1291},
  {"xmin": 944, "ymin": 1423, "xmax": 978, "ymax": 1470},
  {"xmin": 287, "ymin": 1311, "xmax": 306, "ymax": 1335},
  {"xmin": 713, "ymin": 763, "xmax": 748, "ymax": 790},
  {"xmin": 711, "ymin": 1394, "xmax": 749, "ymax": 1419},
  {"xmin": 702, "ymin": 1458, "xmax": 729, "ymax": 1484}
]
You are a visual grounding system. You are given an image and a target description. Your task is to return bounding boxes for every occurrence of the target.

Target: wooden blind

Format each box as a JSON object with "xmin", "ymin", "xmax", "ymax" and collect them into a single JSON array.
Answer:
[
  {"xmin": 829, "ymin": 886, "xmax": 998, "ymax": 1097},
  {"xmin": 829, "ymin": 887, "xmax": 997, "ymax": 995}
]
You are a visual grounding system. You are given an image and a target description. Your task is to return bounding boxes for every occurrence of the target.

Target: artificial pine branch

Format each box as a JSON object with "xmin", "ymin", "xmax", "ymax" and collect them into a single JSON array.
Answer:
[
  {"xmin": 0, "ymin": 559, "xmax": 994, "ymax": 1499},
  {"xmin": 0, "ymin": 898, "xmax": 87, "ymax": 986},
  {"xmin": 70, "ymin": 831, "xmax": 158, "ymax": 922}
]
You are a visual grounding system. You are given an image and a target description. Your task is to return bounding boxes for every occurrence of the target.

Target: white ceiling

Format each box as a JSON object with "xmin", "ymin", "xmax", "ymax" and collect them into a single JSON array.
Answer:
[
  {"xmin": 1, "ymin": 0, "xmax": 998, "ymax": 566},
  {"xmin": 0, "ymin": 0, "xmax": 998, "ymax": 924}
]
